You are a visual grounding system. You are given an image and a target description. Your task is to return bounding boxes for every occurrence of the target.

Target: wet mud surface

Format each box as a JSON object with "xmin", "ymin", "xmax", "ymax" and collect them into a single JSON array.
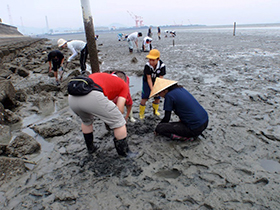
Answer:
[{"xmin": 1, "ymin": 27, "xmax": 280, "ymax": 209}]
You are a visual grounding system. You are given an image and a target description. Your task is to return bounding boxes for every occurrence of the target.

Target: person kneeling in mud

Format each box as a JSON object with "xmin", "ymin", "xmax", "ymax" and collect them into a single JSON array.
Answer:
[
  {"xmin": 68, "ymin": 72, "xmax": 137, "ymax": 157},
  {"xmin": 150, "ymin": 78, "xmax": 208, "ymax": 141}
]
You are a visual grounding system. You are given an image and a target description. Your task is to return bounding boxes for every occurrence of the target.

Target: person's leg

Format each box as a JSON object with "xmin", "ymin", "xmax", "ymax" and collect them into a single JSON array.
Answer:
[
  {"xmin": 80, "ymin": 45, "xmax": 87, "ymax": 73},
  {"xmin": 81, "ymin": 123, "xmax": 97, "ymax": 153},
  {"xmin": 139, "ymin": 81, "xmax": 150, "ymax": 119},
  {"xmin": 155, "ymin": 122, "xmax": 194, "ymax": 140},
  {"xmin": 152, "ymin": 97, "xmax": 161, "ymax": 116},
  {"xmin": 52, "ymin": 61, "xmax": 59, "ymax": 85}
]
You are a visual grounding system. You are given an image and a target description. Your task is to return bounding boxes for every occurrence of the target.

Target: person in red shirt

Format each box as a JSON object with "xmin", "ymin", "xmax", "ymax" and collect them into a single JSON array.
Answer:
[
  {"xmin": 68, "ymin": 72, "xmax": 136, "ymax": 157},
  {"xmin": 111, "ymin": 71, "xmax": 136, "ymax": 122}
]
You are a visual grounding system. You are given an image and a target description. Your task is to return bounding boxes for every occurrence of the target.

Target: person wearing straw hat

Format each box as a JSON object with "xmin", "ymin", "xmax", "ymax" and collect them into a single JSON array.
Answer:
[
  {"xmin": 150, "ymin": 78, "xmax": 208, "ymax": 141},
  {"xmin": 139, "ymin": 49, "xmax": 166, "ymax": 119},
  {"xmin": 57, "ymin": 38, "xmax": 88, "ymax": 74}
]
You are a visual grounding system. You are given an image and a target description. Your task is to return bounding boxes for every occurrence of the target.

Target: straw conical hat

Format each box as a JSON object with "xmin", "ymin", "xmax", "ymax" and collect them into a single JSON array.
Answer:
[{"xmin": 149, "ymin": 78, "xmax": 178, "ymax": 98}]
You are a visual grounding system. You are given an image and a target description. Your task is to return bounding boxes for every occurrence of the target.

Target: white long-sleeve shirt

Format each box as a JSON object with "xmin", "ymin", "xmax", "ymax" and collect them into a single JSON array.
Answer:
[{"xmin": 67, "ymin": 40, "xmax": 86, "ymax": 62}]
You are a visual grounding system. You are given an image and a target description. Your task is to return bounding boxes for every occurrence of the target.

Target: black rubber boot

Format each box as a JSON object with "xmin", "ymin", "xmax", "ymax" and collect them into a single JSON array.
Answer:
[
  {"xmin": 83, "ymin": 133, "xmax": 98, "ymax": 154},
  {"xmin": 113, "ymin": 138, "xmax": 137, "ymax": 157}
]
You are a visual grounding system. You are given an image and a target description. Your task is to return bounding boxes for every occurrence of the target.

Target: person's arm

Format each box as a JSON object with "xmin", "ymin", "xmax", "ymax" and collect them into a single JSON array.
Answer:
[
  {"xmin": 135, "ymin": 39, "xmax": 138, "ymax": 48},
  {"xmin": 67, "ymin": 44, "xmax": 78, "ymax": 62},
  {"xmin": 147, "ymin": 75, "xmax": 153, "ymax": 90},
  {"xmin": 60, "ymin": 58, "xmax": 65, "ymax": 67},
  {"xmin": 48, "ymin": 61, "xmax": 52, "ymax": 72},
  {"xmin": 125, "ymin": 105, "xmax": 132, "ymax": 120},
  {"xmin": 116, "ymin": 96, "xmax": 126, "ymax": 114},
  {"xmin": 160, "ymin": 110, "xmax": 171, "ymax": 123}
]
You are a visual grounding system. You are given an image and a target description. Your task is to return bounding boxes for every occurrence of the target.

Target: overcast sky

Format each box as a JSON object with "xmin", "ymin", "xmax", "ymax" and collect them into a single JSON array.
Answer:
[{"xmin": 1, "ymin": 0, "xmax": 279, "ymax": 29}]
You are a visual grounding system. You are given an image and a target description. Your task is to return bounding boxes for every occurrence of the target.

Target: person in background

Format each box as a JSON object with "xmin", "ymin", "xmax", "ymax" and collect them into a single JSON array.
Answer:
[
  {"xmin": 68, "ymin": 72, "xmax": 137, "ymax": 157},
  {"xmin": 57, "ymin": 38, "xmax": 88, "ymax": 74},
  {"xmin": 111, "ymin": 71, "xmax": 136, "ymax": 123},
  {"xmin": 139, "ymin": 49, "xmax": 166, "ymax": 119},
  {"xmin": 147, "ymin": 26, "xmax": 152, "ymax": 38},
  {"xmin": 142, "ymin": 36, "xmax": 153, "ymax": 52},
  {"xmin": 117, "ymin": 33, "xmax": 124, "ymax": 41},
  {"xmin": 127, "ymin": 32, "xmax": 142, "ymax": 53},
  {"xmin": 150, "ymin": 77, "xmax": 208, "ymax": 141},
  {"xmin": 157, "ymin": 26, "xmax": 161, "ymax": 40},
  {"xmin": 47, "ymin": 50, "xmax": 64, "ymax": 85}
]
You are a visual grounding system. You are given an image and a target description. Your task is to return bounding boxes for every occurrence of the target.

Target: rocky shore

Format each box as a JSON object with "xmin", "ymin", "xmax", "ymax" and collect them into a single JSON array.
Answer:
[{"xmin": 0, "ymin": 28, "xmax": 280, "ymax": 209}]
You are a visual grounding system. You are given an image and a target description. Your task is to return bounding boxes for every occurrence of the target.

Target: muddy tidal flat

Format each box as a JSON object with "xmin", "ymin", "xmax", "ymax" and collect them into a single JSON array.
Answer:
[{"xmin": 0, "ymin": 26, "xmax": 280, "ymax": 209}]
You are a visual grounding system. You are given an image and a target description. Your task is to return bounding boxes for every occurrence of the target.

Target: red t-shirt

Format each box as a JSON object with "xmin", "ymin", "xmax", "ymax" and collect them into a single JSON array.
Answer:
[
  {"xmin": 89, "ymin": 73, "xmax": 129, "ymax": 100},
  {"xmin": 112, "ymin": 75, "xmax": 133, "ymax": 106}
]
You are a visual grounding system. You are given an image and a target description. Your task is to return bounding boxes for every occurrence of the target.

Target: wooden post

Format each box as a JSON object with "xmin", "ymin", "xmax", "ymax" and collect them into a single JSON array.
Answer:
[
  {"xmin": 233, "ymin": 22, "xmax": 236, "ymax": 36},
  {"xmin": 80, "ymin": 0, "xmax": 100, "ymax": 73},
  {"xmin": 173, "ymin": 38, "xmax": 175, "ymax": 46}
]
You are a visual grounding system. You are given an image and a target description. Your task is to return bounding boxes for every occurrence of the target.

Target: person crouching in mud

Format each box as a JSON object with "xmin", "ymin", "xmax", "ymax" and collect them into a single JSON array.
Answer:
[
  {"xmin": 150, "ymin": 78, "xmax": 208, "ymax": 141},
  {"xmin": 68, "ymin": 72, "xmax": 137, "ymax": 157}
]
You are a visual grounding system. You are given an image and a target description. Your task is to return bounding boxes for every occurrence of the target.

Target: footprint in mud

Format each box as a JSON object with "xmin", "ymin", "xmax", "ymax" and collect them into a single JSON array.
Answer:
[{"xmin": 154, "ymin": 168, "xmax": 181, "ymax": 179}]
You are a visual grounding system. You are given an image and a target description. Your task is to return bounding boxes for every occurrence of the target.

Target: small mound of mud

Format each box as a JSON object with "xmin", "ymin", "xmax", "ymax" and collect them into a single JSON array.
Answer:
[
  {"xmin": 79, "ymin": 153, "xmax": 143, "ymax": 178},
  {"xmin": 127, "ymin": 115, "xmax": 159, "ymax": 135}
]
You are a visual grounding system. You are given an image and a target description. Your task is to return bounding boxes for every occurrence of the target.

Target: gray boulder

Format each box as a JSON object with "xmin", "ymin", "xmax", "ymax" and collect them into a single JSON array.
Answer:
[
  {"xmin": 31, "ymin": 118, "xmax": 79, "ymax": 138},
  {"xmin": 6, "ymin": 132, "xmax": 41, "ymax": 157},
  {"xmin": 0, "ymin": 157, "xmax": 26, "ymax": 183},
  {"xmin": 0, "ymin": 80, "xmax": 16, "ymax": 109}
]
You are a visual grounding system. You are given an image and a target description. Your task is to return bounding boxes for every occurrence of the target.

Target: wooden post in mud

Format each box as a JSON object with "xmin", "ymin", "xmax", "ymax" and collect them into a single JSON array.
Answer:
[
  {"xmin": 233, "ymin": 22, "xmax": 236, "ymax": 36},
  {"xmin": 80, "ymin": 0, "xmax": 100, "ymax": 73}
]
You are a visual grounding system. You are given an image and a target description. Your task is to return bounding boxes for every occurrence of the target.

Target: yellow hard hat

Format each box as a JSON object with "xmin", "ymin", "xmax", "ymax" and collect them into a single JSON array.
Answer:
[{"xmin": 146, "ymin": 49, "xmax": 160, "ymax": 60}]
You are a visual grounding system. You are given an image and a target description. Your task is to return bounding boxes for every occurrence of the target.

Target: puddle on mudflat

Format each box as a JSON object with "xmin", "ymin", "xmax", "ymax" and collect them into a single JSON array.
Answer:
[
  {"xmin": 260, "ymin": 159, "xmax": 280, "ymax": 172},
  {"xmin": 204, "ymin": 76, "xmax": 219, "ymax": 84},
  {"xmin": 129, "ymin": 75, "xmax": 142, "ymax": 95}
]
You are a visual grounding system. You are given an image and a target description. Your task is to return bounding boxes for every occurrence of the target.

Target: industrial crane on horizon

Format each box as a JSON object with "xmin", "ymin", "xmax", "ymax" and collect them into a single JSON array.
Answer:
[{"xmin": 127, "ymin": 11, "xmax": 144, "ymax": 27}]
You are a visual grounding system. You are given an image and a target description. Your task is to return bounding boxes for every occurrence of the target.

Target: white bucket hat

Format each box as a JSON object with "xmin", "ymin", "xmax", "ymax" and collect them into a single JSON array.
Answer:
[{"xmin": 57, "ymin": 38, "xmax": 67, "ymax": 47}]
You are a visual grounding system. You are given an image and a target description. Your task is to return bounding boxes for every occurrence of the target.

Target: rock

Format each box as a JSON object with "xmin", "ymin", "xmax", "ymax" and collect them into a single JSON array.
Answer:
[
  {"xmin": 4, "ymin": 109, "xmax": 21, "ymax": 124},
  {"xmin": 15, "ymin": 89, "xmax": 27, "ymax": 102},
  {"xmin": 0, "ymin": 157, "xmax": 26, "ymax": 183},
  {"xmin": 0, "ymin": 102, "xmax": 4, "ymax": 124},
  {"xmin": 6, "ymin": 132, "xmax": 41, "ymax": 157},
  {"xmin": 33, "ymin": 82, "xmax": 60, "ymax": 93},
  {"xmin": 17, "ymin": 67, "xmax": 29, "ymax": 77},
  {"xmin": 131, "ymin": 57, "xmax": 138, "ymax": 63},
  {"xmin": 31, "ymin": 118, "xmax": 79, "ymax": 138},
  {"xmin": 0, "ymin": 69, "xmax": 13, "ymax": 79},
  {"xmin": 0, "ymin": 80, "xmax": 16, "ymax": 109},
  {"xmin": 0, "ymin": 124, "xmax": 11, "ymax": 145}
]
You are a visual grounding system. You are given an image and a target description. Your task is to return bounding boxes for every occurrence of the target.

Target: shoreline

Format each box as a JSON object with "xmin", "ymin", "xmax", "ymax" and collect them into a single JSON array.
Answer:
[{"xmin": 0, "ymin": 27, "xmax": 280, "ymax": 209}]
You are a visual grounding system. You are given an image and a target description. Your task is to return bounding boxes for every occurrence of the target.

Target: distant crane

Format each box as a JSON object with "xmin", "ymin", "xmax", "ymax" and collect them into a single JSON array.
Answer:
[
  {"xmin": 127, "ymin": 11, "xmax": 144, "ymax": 27},
  {"xmin": 7, "ymin": 5, "xmax": 13, "ymax": 25},
  {"xmin": 45, "ymin": 16, "xmax": 49, "ymax": 33}
]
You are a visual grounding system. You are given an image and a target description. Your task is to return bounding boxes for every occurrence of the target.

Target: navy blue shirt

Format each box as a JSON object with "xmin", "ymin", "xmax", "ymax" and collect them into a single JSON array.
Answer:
[{"xmin": 164, "ymin": 87, "xmax": 208, "ymax": 130}]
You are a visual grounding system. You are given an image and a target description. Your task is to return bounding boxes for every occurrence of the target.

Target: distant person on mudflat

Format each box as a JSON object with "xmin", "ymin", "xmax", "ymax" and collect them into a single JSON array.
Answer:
[
  {"xmin": 150, "ymin": 78, "xmax": 208, "ymax": 141},
  {"xmin": 147, "ymin": 26, "xmax": 153, "ymax": 37},
  {"xmin": 139, "ymin": 49, "xmax": 166, "ymax": 119},
  {"xmin": 47, "ymin": 50, "xmax": 64, "ymax": 85},
  {"xmin": 142, "ymin": 36, "xmax": 153, "ymax": 52},
  {"xmin": 68, "ymin": 72, "xmax": 137, "ymax": 157},
  {"xmin": 57, "ymin": 38, "xmax": 88, "ymax": 74},
  {"xmin": 157, "ymin": 26, "xmax": 161, "ymax": 40},
  {"xmin": 127, "ymin": 32, "xmax": 142, "ymax": 53}
]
